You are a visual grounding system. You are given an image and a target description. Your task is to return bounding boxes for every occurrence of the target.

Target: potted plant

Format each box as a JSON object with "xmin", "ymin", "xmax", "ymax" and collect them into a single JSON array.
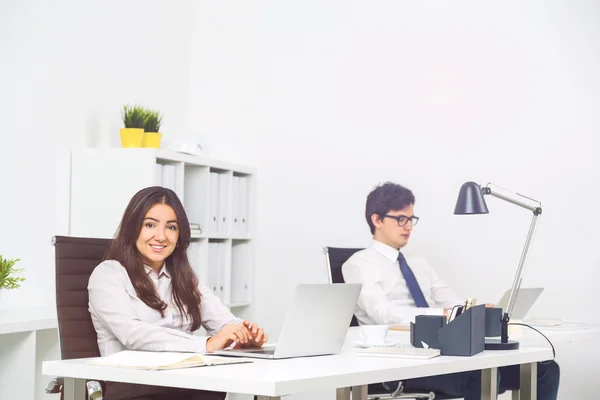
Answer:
[
  {"xmin": 141, "ymin": 108, "xmax": 163, "ymax": 148},
  {"xmin": 0, "ymin": 256, "xmax": 25, "ymax": 290},
  {"xmin": 120, "ymin": 104, "xmax": 146, "ymax": 147}
]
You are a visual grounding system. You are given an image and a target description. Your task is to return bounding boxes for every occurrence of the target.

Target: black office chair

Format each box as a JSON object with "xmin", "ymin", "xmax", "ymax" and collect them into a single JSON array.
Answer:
[
  {"xmin": 324, "ymin": 246, "xmax": 436, "ymax": 400},
  {"xmin": 328, "ymin": 247, "xmax": 518, "ymax": 400},
  {"xmin": 47, "ymin": 235, "xmax": 112, "ymax": 400}
]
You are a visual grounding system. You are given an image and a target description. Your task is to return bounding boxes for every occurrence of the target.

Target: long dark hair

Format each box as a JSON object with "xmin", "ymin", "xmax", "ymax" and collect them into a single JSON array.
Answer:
[{"xmin": 104, "ymin": 186, "xmax": 202, "ymax": 331}]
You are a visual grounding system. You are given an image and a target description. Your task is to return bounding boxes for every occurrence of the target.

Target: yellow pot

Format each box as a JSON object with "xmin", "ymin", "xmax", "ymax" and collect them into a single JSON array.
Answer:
[
  {"xmin": 120, "ymin": 128, "xmax": 144, "ymax": 148},
  {"xmin": 142, "ymin": 132, "xmax": 162, "ymax": 148}
]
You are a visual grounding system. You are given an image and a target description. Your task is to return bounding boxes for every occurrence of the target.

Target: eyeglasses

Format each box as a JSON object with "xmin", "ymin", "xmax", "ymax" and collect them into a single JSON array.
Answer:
[{"xmin": 383, "ymin": 214, "xmax": 419, "ymax": 227}]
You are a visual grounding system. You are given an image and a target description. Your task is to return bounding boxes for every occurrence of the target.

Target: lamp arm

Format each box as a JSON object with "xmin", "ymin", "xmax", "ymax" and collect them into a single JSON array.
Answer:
[
  {"xmin": 483, "ymin": 186, "xmax": 542, "ymax": 214},
  {"xmin": 480, "ymin": 184, "xmax": 543, "ymax": 344},
  {"xmin": 504, "ymin": 213, "xmax": 541, "ymax": 317}
]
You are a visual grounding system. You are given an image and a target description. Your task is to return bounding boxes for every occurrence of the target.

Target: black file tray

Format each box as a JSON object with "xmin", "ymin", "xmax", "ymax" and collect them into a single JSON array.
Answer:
[
  {"xmin": 485, "ymin": 307, "xmax": 503, "ymax": 337},
  {"xmin": 410, "ymin": 315, "xmax": 446, "ymax": 349},
  {"xmin": 438, "ymin": 304, "xmax": 485, "ymax": 356}
]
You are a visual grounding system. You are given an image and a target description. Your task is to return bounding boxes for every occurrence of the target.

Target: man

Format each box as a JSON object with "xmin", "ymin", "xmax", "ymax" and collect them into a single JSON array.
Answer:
[{"xmin": 342, "ymin": 182, "xmax": 560, "ymax": 400}]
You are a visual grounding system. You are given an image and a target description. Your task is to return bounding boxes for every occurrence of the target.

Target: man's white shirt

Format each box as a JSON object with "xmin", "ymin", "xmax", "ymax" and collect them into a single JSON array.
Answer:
[{"xmin": 342, "ymin": 239, "xmax": 461, "ymax": 325}]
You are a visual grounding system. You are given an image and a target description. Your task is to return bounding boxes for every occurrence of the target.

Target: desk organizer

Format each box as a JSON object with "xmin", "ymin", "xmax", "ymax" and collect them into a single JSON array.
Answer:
[
  {"xmin": 485, "ymin": 307, "xmax": 503, "ymax": 337},
  {"xmin": 438, "ymin": 304, "xmax": 485, "ymax": 356},
  {"xmin": 410, "ymin": 315, "xmax": 446, "ymax": 349},
  {"xmin": 410, "ymin": 305, "xmax": 486, "ymax": 356}
]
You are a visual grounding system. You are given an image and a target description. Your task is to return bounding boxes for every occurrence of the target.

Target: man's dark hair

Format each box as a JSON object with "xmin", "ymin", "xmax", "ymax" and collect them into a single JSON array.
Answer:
[{"xmin": 365, "ymin": 182, "xmax": 415, "ymax": 234}]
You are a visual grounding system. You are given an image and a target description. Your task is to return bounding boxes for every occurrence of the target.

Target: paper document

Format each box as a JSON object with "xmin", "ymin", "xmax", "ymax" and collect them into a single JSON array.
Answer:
[
  {"xmin": 357, "ymin": 346, "xmax": 441, "ymax": 360},
  {"xmin": 388, "ymin": 324, "xmax": 410, "ymax": 332},
  {"xmin": 88, "ymin": 350, "xmax": 252, "ymax": 370}
]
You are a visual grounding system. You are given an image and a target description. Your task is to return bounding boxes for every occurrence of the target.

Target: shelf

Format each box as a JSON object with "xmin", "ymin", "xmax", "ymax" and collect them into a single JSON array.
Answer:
[
  {"xmin": 189, "ymin": 235, "xmax": 251, "ymax": 241},
  {"xmin": 226, "ymin": 303, "xmax": 251, "ymax": 308},
  {"xmin": 70, "ymin": 148, "xmax": 255, "ymax": 318},
  {"xmin": 207, "ymin": 236, "xmax": 232, "ymax": 241},
  {"xmin": 0, "ymin": 307, "xmax": 57, "ymax": 335}
]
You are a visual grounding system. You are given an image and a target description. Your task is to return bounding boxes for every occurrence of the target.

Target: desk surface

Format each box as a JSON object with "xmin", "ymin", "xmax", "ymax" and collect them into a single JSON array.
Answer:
[
  {"xmin": 43, "ymin": 330, "xmax": 553, "ymax": 397},
  {"xmin": 0, "ymin": 307, "xmax": 57, "ymax": 335},
  {"xmin": 383, "ymin": 322, "xmax": 599, "ymax": 348}
]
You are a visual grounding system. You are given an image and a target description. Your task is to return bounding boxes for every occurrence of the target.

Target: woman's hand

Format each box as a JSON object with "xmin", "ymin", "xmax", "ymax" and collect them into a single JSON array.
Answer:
[
  {"xmin": 237, "ymin": 320, "xmax": 269, "ymax": 348},
  {"xmin": 206, "ymin": 323, "xmax": 252, "ymax": 353}
]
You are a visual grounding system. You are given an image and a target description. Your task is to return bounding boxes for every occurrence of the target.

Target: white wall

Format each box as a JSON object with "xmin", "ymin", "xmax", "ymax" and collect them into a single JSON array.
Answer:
[
  {"xmin": 2, "ymin": 0, "xmax": 599, "ymax": 398},
  {"xmin": 0, "ymin": 0, "xmax": 193, "ymax": 309},
  {"xmin": 191, "ymin": 0, "xmax": 600, "ymax": 398}
]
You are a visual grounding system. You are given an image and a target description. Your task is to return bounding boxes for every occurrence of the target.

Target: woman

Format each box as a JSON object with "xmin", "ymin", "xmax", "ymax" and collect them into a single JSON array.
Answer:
[{"xmin": 88, "ymin": 186, "xmax": 268, "ymax": 400}]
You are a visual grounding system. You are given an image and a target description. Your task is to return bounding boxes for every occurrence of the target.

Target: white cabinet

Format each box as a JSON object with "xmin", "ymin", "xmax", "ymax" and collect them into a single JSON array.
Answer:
[
  {"xmin": 0, "ymin": 307, "xmax": 59, "ymax": 400},
  {"xmin": 70, "ymin": 149, "xmax": 255, "ymax": 308}
]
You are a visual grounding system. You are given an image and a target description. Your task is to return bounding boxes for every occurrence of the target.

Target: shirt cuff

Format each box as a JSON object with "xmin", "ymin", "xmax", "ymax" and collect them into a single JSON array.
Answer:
[{"xmin": 197, "ymin": 336, "xmax": 210, "ymax": 353}]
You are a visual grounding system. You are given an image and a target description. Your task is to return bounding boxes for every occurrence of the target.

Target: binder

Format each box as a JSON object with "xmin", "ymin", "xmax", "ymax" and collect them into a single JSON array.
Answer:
[
  {"xmin": 207, "ymin": 242, "xmax": 219, "ymax": 294},
  {"xmin": 217, "ymin": 242, "xmax": 227, "ymax": 302},
  {"xmin": 154, "ymin": 163, "xmax": 163, "ymax": 186},
  {"xmin": 174, "ymin": 162, "xmax": 185, "ymax": 200},
  {"xmin": 187, "ymin": 242, "xmax": 201, "ymax": 276},
  {"xmin": 217, "ymin": 174, "xmax": 230, "ymax": 236},
  {"xmin": 231, "ymin": 242, "xmax": 249, "ymax": 304},
  {"xmin": 209, "ymin": 173, "xmax": 219, "ymax": 235},
  {"xmin": 239, "ymin": 177, "xmax": 248, "ymax": 235},
  {"xmin": 232, "ymin": 176, "xmax": 241, "ymax": 236},
  {"xmin": 161, "ymin": 165, "xmax": 176, "ymax": 191}
]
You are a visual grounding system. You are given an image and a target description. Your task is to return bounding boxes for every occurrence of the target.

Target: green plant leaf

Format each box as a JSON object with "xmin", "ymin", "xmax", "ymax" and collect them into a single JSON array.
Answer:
[
  {"xmin": 142, "ymin": 108, "xmax": 163, "ymax": 133},
  {"xmin": 0, "ymin": 256, "xmax": 25, "ymax": 290},
  {"xmin": 120, "ymin": 104, "xmax": 147, "ymax": 128}
]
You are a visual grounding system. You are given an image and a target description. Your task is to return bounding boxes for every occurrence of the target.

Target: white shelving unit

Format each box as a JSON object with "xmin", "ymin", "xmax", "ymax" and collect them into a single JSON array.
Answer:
[
  {"xmin": 70, "ymin": 149, "xmax": 256, "ymax": 308},
  {"xmin": 0, "ymin": 307, "xmax": 60, "ymax": 400}
]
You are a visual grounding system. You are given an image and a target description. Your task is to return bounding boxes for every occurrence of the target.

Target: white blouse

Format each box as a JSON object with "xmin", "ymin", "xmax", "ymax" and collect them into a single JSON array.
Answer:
[{"xmin": 88, "ymin": 260, "xmax": 242, "ymax": 356}]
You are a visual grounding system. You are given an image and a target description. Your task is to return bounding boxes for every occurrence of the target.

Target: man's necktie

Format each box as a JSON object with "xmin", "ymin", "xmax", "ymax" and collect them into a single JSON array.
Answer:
[{"xmin": 398, "ymin": 252, "xmax": 429, "ymax": 308}]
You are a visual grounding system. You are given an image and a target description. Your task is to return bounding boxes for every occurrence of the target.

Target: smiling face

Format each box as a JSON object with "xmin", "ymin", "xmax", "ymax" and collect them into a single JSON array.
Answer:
[
  {"xmin": 135, "ymin": 203, "xmax": 180, "ymax": 270},
  {"xmin": 372, "ymin": 204, "xmax": 415, "ymax": 250}
]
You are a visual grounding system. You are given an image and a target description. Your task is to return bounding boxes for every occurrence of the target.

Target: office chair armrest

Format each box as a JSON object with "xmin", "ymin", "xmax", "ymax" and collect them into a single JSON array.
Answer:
[
  {"xmin": 87, "ymin": 380, "xmax": 103, "ymax": 400},
  {"xmin": 45, "ymin": 377, "xmax": 104, "ymax": 400},
  {"xmin": 45, "ymin": 377, "xmax": 63, "ymax": 394}
]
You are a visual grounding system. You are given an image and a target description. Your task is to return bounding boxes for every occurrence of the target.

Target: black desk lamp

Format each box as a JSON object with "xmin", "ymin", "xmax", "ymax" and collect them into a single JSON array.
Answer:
[{"xmin": 454, "ymin": 182, "xmax": 542, "ymax": 350}]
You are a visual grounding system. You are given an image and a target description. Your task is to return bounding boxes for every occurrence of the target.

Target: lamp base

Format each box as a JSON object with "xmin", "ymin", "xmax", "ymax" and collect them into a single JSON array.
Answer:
[{"xmin": 485, "ymin": 338, "xmax": 519, "ymax": 350}]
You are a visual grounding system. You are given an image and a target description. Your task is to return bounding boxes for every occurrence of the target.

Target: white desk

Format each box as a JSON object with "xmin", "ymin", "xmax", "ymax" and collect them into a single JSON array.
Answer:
[
  {"xmin": 387, "ymin": 321, "xmax": 599, "ymax": 347},
  {"xmin": 0, "ymin": 306, "xmax": 57, "ymax": 335},
  {"xmin": 43, "ymin": 330, "xmax": 553, "ymax": 400}
]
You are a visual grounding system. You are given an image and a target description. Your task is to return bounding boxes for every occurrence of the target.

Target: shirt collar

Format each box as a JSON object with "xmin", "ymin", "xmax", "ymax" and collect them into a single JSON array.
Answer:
[
  {"xmin": 371, "ymin": 239, "xmax": 401, "ymax": 262},
  {"xmin": 144, "ymin": 263, "xmax": 171, "ymax": 279}
]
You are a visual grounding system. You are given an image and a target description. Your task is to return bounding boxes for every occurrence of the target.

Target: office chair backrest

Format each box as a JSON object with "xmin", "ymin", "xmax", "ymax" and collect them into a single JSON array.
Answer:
[
  {"xmin": 324, "ymin": 246, "xmax": 364, "ymax": 327},
  {"xmin": 53, "ymin": 235, "xmax": 111, "ymax": 360}
]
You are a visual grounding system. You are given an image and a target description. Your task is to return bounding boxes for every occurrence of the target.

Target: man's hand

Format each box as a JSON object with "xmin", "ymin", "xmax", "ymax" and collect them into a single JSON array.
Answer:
[
  {"xmin": 237, "ymin": 320, "xmax": 269, "ymax": 348},
  {"xmin": 443, "ymin": 308, "xmax": 452, "ymax": 319},
  {"xmin": 206, "ymin": 324, "xmax": 251, "ymax": 353}
]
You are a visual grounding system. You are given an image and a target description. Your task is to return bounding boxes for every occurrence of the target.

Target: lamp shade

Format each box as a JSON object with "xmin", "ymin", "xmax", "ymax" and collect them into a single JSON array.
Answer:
[{"xmin": 454, "ymin": 181, "xmax": 489, "ymax": 214}]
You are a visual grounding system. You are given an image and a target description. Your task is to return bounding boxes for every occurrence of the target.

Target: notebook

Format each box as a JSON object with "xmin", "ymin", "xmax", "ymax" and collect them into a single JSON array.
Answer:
[
  {"xmin": 356, "ymin": 345, "xmax": 441, "ymax": 360},
  {"xmin": 88, "ymin": 350, "xmax": 252, "ymax": 371}
]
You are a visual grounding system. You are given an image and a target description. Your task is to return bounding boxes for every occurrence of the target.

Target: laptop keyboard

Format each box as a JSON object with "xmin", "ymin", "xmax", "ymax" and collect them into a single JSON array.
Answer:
[
  {"xmin": 233, "ymin": 347, "xmax": 275, "ymax": 355},
  {"xmin": 244, "ymin": 348, "xmax": 276, "ymax": 355}
]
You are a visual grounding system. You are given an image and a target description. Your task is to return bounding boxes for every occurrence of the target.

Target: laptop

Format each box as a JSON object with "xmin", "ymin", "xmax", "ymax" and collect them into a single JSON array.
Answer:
[
  {"xmin": 214, "ymin": 283, "xmax": 361, "ymax": 359},
  {"xmin": 497, "ymin": 287, "xmax": 544, "ymax": 320}
]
